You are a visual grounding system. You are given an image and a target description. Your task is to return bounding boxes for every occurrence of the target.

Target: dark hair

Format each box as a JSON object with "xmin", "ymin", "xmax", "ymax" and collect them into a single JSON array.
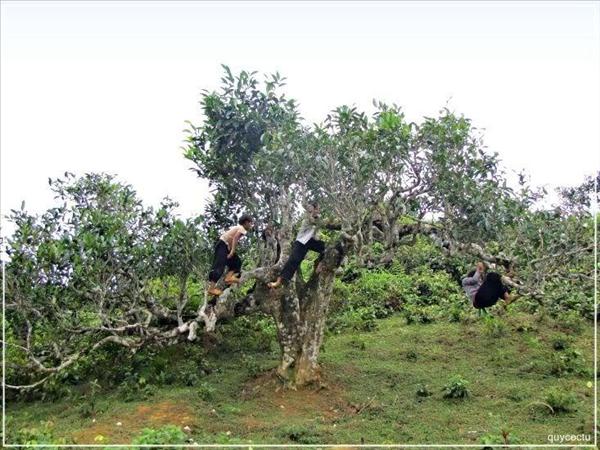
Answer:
[
  {"xmin": 467, "ymin": 269, "xmax": 476, "ymax": 278},
  {"xmin": 477, "ymin": 271, "xmax": 506, "ymax": 302},
  {"xmin": 238, "ymin": 214, "xmax": 253, "ymax": 225}
]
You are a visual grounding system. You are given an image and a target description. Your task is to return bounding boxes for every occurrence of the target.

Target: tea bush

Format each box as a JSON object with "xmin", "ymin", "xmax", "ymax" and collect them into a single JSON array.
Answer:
[
  {"xmin": 442, "ymin": 375, "xmax": 470, "ymax": 399},
  {"xmin": 543, "ymin": 388, "xmax": 578, "ymax": 414}
]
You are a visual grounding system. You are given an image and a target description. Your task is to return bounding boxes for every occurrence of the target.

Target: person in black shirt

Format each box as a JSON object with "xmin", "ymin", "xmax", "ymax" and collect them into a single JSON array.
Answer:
[{"xmin": 462, "ymin": 262, "xmax": 518, "ymax": 309}]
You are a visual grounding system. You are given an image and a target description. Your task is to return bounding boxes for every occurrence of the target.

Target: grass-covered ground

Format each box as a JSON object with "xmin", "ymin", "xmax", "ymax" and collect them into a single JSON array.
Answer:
[{"xmin": 7, "ymin": 309, "xmax": 595, "ymax": 447}]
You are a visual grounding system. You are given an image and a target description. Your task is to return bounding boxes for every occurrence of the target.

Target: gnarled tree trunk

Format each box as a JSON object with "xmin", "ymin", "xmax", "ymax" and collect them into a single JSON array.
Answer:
[
  {"xmin": 257, "ymin": 242, "xmax": 344, "ymax": 387},
  {"xmin": 198, "ymin": 228, "xmax": 348, "ymax": 388}
]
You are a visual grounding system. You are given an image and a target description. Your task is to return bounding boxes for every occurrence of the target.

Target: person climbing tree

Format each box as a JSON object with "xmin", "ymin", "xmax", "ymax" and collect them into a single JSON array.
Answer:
[
  {"xmin": 268, "ymin": 202, "xmax": 338, "ymax": 289},
  {"xmin": 462, "ymin": 261, "xmax": 518, "ymax": 311},
  {"xmin": 207, "ymin": 214, "xmax": 254, "ymax": 296}
]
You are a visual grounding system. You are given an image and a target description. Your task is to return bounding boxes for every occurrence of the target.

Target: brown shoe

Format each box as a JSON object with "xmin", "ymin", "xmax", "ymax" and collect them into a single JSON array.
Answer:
[{"xmin": 208, "ymin": 287, "xmax": 223, "ymax": 297}]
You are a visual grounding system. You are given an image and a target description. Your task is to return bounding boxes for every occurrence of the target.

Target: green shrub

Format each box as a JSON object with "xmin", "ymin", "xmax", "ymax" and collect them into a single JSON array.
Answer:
[
  {"xmin": 177, "ymin": 358, "xmax": 211, "ymax": 387},
  {"xmin": 545, "ymin": 284, "xmax": 594, "ymax": 320},
  {"xmin": 405, "ymin": 350, "xmax": 418, "ymax": 361},
  {"xmin": 5, "ymin": 419, "xmax": 74, "ymax": 447},
  {"xmin": 549, "ymin": 349, "xmax": 589, "ymax": 377},
  {"xmin": 480, "ymin": 428, "xmax": 521, "ymax": 445},
  {"xmin": 182, "ymin": 371, "xmax": 201, "ymax": 387},
  {"xmin": 447, "ymin": 303, "xmax": 466, "ymax": 322},
  {"xmin": 350, "ymin": 270, "xmax": 413, "ymax": 310},
  {"xmin": 177, "ymin": 360, "xmax": 204, "ymax": 386},
  {"xmin": 197, "ymin": 381, "xmax": 216, "ymax": 401},
  {"xmin": 118, "ymin": 375, "xmax": 156, "ymax": 402},
  {"xmin": 241, "ymin": 353, "xmax": 264, "ymax": 378},
  {"xmin": 331, "ymin": 277, "xmax": 354, "ymax": 313},
  {"xmin": 394, "ymin": 235, "xmax": 445, "ymax": 273},
  {"xmin": 411, "ymin": 270, "xmax": 464, "ymax": 307},
  {"xmin": 543, "ymin": 388, "xmax": 578, "ymax": 414},
  {"xmin": 218, "ymin": 315, "xmax": 276, "ymax": 353},
  {"xmin": 402, "ymin": 304, "xmax": 439, "ymax": 324},
  {"xmin": 415, "ymin": 384, "xmax": 432, "ymax": 397},
  {"xmin": 327, "ymin": 305, "xmax": 380, "ymax": 333},
  {"xmin": 153, "ymin": 369, "xmax": 176, "ymax": 386},
  {"xmin": 339, "ymin": 264, "xmax": 361, "ymax": 283},
  {"xmin": 76, "ymin": 379, "xmax": 103, "ymax": 418},
  {"xmin": 37, "ymin": 375, "xmax": 74, "ymax": 402},
  {"xmin": 329, "ymin": 244, "xmax": 469, "ymax": 329},
  {"xmin": 132, "ymin": 425, "xmax": 188, "ymax": 448},
  {"xmin": 442, "ymin": 375, "xmax": 470, "ymax": 399}
]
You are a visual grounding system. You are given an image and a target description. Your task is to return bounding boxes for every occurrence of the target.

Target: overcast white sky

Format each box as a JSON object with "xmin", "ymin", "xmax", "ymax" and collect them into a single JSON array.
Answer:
[{"xmin": 1, "ymin": 1, "xmax": 599, "ymax": 239}]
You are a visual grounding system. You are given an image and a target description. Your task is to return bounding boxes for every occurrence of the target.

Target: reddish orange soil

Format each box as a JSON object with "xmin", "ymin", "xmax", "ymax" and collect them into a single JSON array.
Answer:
[
  {"xmin": 71, "ymin": 370, "xmax": 355, "ymax": 444},
  {"xmin": 239, "ymin": 370, "xmax": 354, "ymax": 426},
  {"xmin": 71, "ymin": 400, "xmax": 198, "ymax": 444}
]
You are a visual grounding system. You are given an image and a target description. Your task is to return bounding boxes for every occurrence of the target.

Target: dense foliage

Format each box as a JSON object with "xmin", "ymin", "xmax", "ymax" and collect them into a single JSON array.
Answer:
[{"xmin": 3, "ymin": 67, "xmax": 595, "ymax": 396}]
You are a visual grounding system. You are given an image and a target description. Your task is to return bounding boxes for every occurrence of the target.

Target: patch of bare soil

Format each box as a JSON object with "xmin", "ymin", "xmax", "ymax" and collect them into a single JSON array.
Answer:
[
  {"xmin": 71, "ymin": 400, "xmax": 198, "ymax": 444},
  {"xmin": 239, "ymin": 369, "xmax": 355, "ymax": 429}
]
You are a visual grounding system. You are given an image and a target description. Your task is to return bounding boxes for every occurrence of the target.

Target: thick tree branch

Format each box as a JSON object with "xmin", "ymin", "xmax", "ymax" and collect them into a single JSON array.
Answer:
[{"xmin": 5, "ymin": 334, "xmax": 143, "ymax": 390}]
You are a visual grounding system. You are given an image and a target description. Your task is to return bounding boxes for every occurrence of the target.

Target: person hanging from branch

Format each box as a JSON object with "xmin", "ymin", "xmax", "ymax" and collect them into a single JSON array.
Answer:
[
  {"xmin": 207, "ymin": 214, "xmax": 254, "ymax": 296},
  {"xmin": 268, "ymin": 202, "xmax": 340, "ymax": 289},
  {"xmin": 462, "ymin": 261, "xmax": 519, "ymax": 312}
]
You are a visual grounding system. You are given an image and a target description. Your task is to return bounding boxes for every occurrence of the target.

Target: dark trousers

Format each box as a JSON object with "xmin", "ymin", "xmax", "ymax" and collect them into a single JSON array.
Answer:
[
  {"xmin": 473, "ymin": 282, "xmax": 508, "ymax": 309},
  {"xmin": 473, "ymin": 290, "xmax": 498, "ymax": 309},
  {"xmin": 208, "ymin": 240, "xmax": 242, "ymax": 282},
  {"xmin": 473, "ymin": 274, "xmax": 507, "ymax": 309},
  {"xmin": 280, "ymin": 238, "xmax": 325, "ymax": 281}
]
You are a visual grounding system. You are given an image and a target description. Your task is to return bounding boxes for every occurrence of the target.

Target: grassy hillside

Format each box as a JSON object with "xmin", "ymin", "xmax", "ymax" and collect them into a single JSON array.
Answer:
[{"xmin": 7, "ymin": 309, "xmax": 595, "ymax": 447}]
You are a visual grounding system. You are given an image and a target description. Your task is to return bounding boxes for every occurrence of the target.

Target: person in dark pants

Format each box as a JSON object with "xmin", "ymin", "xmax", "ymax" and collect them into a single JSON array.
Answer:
[
  {"xmin": 462, "ymin": 262, "xmax": 517, "ymax": 312},
  {"xmin": 268, "ymin": 203, "xmax": 337, "ymax": 289},
  {"xmin": 207, "ymin": 214, "xmax": 254, "ymax": 296}
]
